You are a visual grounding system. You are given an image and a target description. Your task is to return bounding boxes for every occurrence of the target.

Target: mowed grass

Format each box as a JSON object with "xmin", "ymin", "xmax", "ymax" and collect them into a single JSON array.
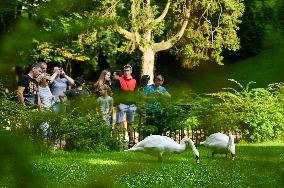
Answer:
[{"xmin": 16, "ymin": 142, "xmax": 283, "ymax": 187}]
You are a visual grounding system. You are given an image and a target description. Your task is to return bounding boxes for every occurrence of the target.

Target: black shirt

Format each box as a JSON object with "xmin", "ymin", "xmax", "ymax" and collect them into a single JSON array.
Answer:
[
  {"xmin": 111, "ymin": 79, "xmax": 121, "ymax": 93},
  {"xmin": 65, "ymin": 89, "xmax": 89, "ymax": 99},
  {"xmin": 18, "ymin": 75, "xmax": 39, "ymax": 106}
]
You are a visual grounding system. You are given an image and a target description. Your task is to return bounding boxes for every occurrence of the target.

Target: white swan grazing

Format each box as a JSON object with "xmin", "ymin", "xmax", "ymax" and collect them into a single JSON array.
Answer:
[
  {"xmin": 200, "ymin": 133, "xmax": 235, "ymax": 160},
  {"xmin": 126, "ymin": 135, "xmax": 200, "ymax": 163}
]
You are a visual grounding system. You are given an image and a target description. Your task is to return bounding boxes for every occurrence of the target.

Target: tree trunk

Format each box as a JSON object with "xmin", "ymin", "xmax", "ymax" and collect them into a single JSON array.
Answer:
[{"xmin": 141, "ymin": 48, "xmax": 155, "ymax": 83}]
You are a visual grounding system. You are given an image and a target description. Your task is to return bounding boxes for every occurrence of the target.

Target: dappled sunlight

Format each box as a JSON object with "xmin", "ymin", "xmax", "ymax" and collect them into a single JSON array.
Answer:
[
  {"xmin": 88, "ymin": 158, "xmax": 123, "ymax": 165},
  {"xmin": 238, "ymin": 142, "xmax": 284, "ymax": 147}
]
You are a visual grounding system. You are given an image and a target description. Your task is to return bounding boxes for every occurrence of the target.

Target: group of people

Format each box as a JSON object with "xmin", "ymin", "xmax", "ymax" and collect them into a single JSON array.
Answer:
[
  {"xmin": 17, "ymin": 62, "xmax": 81, "ymax": 113},
  {"xmin": 17, "ymin": 62, "xmax": 170, "ymax": 148}
]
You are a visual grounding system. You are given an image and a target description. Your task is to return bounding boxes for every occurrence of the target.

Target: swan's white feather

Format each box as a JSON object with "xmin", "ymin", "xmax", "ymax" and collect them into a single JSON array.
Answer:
[
  {"xmin": 201, "ymin": 132, "xmax": 235, "ymax": 159},
  {"xmin": 127, "ymin": 135, "xmax": 199, "ymax": 162}
]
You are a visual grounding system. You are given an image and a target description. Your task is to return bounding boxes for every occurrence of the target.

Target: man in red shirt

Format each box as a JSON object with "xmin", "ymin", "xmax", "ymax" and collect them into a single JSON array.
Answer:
[
  {"xmin": 119, "ymin": 65, "xmax": 136, "ymax": 91},
  {"xmin": 115, "ymin": 64, "xmax": 137, "ymax": 148}
]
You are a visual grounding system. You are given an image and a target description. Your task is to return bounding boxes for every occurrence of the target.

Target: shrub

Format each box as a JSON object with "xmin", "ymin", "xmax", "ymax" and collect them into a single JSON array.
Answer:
[
  {"xmin": 208, "ymin": 80, "xmax": 284, "ymax": 142},
  {"xmin": 0, "ymin": 90, "xmax": 119, "ymax": 151},
  {"xmin": 0, "ymin": 92, "xmax": 29, "ymax": 132},
  {"xmin": 143, "ymin": 95, "xmax": 187, "ymax": 137},
  {"xmin": 56, "ymin": 113, "xmax": 118, "ymax": 152}
]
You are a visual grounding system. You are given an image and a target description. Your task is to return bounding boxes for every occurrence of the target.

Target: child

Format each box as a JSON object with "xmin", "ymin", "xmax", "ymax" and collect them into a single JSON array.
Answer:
[{"xmin": 97, "ymin": 84, "xmax": 114, "ymax": 125}]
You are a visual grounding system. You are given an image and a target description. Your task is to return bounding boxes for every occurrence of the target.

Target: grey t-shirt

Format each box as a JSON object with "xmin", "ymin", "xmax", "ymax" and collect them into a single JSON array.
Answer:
[
  {"xmin": 97, "ymin": 96, "xmax": 114, "ymax": 115},
  {"xmin": 50, "ymin": 77, "xmax": 69, "ymax": 102}
]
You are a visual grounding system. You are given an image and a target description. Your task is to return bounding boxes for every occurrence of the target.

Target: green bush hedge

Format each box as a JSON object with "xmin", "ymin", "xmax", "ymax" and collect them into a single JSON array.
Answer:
[
  {"xmin": 1, "ymin": 79, "xmax": 283, "ymax": 145},
  {"xmin": 0, "ymin": 92, "xmax": 119, "ymax": 151},
  {"xmin": 186, "ymin": 80, "xmax": 284, "ymax": 142}
]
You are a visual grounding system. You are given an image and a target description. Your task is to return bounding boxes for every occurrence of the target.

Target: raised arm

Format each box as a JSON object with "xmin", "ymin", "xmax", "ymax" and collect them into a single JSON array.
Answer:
[
  {"xmin": 49, "ymin": 70, "xmax": 59, "ymax": 84},
  {"xmin": 61, "ymin": 69, "xmax": 74, "ymax": 86}
]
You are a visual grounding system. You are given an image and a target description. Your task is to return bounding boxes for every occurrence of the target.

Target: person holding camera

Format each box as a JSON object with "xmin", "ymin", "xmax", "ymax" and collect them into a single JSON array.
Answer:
[{"xmin": 49, "ymin": 65, "xmax": 74, "ymax": 113}]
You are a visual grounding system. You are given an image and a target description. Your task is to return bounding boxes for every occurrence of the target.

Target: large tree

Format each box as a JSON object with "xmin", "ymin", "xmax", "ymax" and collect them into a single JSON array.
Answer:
[
  {"xmin": 107, "ymin": 0, "xmax": 244, "ymax": 81},
  {"xmin": 1, "ymin": 0, "xmax": 244, "ymax": 82}
]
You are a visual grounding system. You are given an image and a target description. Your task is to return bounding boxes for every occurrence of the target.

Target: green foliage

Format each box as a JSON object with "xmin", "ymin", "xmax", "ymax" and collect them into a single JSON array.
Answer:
[
  {"xmin": 57, "ymin": 114, "xmax": 118, "ymax": 152},
  {"xmin": 1, "ymin": 0, "xmax": 244, "ymax": 78},
  {"xmin": 184, "ymin": 95, "xmax": 224, "ymax": 137},
  {"xmin": 0, "ymin": 92, "xmax": 28, "ymax": 132},
  {"xmin": 235, "ymin": 0, "xmax": 283, "ymax": 57},
  {"xmin": 0, "ymin": 132, "xmax": 44, "ymax": 187},
  {"xmin": 208, "ymin": 80, "xmax": 284, "ymax": 142},
  {"xmin": 176, "ymin": 0, "xmax": 244, "ymax": 67},
  {"xmin": 147, "ymin": 99, "xmax": 185, "ymax": 135},
  {"xmin": 0, "ymin": 90, "xmax": 119, "ymax": 152},
  {"xmin": 178, "ymin": 80, "xmax": 284, "ymax": 142}
]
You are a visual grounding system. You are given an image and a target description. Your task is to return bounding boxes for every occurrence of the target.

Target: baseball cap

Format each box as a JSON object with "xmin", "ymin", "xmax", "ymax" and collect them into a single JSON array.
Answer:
[{"xmin": 75, "ymin": 77, "xmax": 85, "ymax": 85}]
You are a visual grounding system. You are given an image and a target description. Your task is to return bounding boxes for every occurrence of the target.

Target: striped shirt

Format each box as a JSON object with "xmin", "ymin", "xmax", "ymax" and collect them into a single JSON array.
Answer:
[{"xmin": 39, "ymin": 86, "xmax": 54, "ymax": 110}]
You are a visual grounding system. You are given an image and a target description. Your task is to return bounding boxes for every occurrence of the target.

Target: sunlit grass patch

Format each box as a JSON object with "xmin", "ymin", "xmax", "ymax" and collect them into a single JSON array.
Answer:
[{"xmin": 88, "ymin": 159, "xmax": 123, "ymax": 165}]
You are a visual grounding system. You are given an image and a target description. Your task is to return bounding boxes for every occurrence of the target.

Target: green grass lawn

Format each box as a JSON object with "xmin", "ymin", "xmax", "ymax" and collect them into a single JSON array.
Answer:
[{"xmin": 2, "ymin": 142, "xmax": 283, "ymax": 187}]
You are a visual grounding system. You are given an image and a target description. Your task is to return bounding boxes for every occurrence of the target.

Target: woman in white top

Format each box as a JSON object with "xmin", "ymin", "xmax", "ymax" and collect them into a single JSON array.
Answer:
[
  {"xmin": 37, "ymin": 73, "xmax": 55, "ymax": 138},
  {"xmin": 38, "ymin": 73, "xmax": 54, "ymax": 111}
]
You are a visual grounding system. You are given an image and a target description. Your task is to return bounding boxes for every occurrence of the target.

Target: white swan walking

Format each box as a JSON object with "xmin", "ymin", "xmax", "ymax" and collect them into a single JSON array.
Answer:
[
  {"xmin": 200, "ymin": 133, "xmax": 235, "ymax": 160},
  {"xmin": 126, "ymin": 135, "xmax": 200, "ymax": 163}
]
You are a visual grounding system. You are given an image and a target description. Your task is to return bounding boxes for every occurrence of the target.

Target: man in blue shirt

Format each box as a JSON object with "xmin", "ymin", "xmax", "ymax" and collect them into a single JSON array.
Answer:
[
  {"xmin": 143, "ymin": 74, "xmax": 170, "ymax": 135},
  {"xmin": 143, "ymin": 74, "xmax": 170, "ymax": 110}
]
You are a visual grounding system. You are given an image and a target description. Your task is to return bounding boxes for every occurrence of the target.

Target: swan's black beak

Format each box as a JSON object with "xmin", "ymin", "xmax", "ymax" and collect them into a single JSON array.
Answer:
[{"xmin": 195, "ymin": 155, "xmax": 200, "ymax": 164}]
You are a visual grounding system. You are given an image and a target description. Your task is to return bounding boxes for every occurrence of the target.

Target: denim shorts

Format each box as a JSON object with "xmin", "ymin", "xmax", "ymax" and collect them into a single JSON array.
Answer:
[
  {"xmin": 116, "ymin": 103, "xmax": 137, "ymax": 124},
  {"xmin": 53, "ymin": 102, "xmax": 66, "ymax": 114}
]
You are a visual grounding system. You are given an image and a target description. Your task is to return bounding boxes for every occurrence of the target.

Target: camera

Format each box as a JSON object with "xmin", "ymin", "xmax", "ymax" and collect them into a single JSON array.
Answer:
[{"xmin": 59, "ymin": 63, "xmax": 63, "ymax": 69}]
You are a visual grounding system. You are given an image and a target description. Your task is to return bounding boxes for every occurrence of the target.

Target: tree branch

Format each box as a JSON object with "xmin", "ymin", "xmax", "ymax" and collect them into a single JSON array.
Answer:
[
  {"xmin": 153, "ymin": 0, "xmax": 171, "ymax": 24},
  {"xmin": 116, "ymin": 26, "xmax": 136, "ymax": 42},
  {"xmin": 153, "ymin": 0, "xmax": 191, "ymax": 52}
]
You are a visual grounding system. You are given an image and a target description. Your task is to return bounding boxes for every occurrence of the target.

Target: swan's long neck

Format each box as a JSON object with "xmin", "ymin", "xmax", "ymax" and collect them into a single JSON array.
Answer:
[
  {"xmin": 178, "ymin": 140, "xmax": 187, "ymax": 152},
  {"xmin": 228, "ymin": 135, "xmax": 234, "ymax": 145},
  {"xmin": 181, "ymin": 138, "xmax": 200, "ymax": 163},
  {"xmin": 227, "ymin": 135, "xmax": 235, "ymax": 155}
]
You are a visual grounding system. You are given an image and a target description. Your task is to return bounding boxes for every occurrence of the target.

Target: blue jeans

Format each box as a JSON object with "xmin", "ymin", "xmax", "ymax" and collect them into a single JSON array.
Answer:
[
  {"xmin": 53, "ymin": 102, "xmax": 66, "ymax": 114},
  {"xmin": 116, "ymin": 103, "xmax": 137, "ymax": 124}
]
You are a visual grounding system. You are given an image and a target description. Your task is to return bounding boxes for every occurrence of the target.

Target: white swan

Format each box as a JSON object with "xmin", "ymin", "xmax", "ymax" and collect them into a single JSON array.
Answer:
[
  {"xmin": 200, "ymin": 133, "xmax": 235, "ymax": 160},
  {"xmin": 126, "ymin": 135, "xmax": 200, "ymax": 163}
]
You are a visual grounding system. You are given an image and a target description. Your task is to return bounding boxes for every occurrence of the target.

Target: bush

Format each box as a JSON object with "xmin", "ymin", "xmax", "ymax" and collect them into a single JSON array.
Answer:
[
  {"xmin": 0, "ymin": 92, "xmax": 29, "ymax": 132},
  {"xmin": 182, "ymin": 80, "xmax": 284, "ymax": 142},
  {"xmin": 56, "ymin": 113, "xmax": 118, "ymax": 151},
  {"xmin": 183, "ymin": 95, "xmax": 227, "ymax": 140},
  {"xmin": 143, "ymin": 95, "xmax": 188, "ymax": 137},
  {"xmin": 207, "ymin": 80, "xmax": 284, "ymax": 142},
  {"xmin": 0, "ymin": 91, "xmax": 120, "ymax": 151}
]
